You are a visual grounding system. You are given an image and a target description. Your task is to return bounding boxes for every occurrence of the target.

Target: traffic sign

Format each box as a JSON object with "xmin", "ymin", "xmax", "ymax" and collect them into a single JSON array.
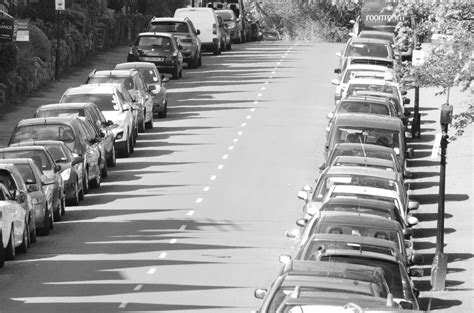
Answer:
[
  {"xmin": 412, "ymin": 49, "xmax": 425, "ymax": 66},
  {"xmin": 14, "ymin": 20, "xmax": 29, "ymax": 42},
  {"xmin": 55, "ymin": 0, "xmax": 65, "ymax": 11}
]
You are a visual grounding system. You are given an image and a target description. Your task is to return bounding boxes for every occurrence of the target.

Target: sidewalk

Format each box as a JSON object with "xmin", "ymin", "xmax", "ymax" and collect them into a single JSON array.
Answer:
[{"xmin": 406, "ymin": 87, "xmax": 473, "ymax": 312}]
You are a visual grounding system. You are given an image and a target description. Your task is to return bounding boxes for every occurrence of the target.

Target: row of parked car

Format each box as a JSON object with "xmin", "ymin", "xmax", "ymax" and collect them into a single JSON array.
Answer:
[{"xmin": 253, "ymin": 30, "xmax": 425, "ymax": 312}]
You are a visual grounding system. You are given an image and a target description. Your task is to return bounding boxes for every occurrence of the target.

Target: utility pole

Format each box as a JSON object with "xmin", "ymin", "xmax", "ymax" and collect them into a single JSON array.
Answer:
[{"xmin": 55, "ymin": 9, "xmax": 61, "ymax": 80}]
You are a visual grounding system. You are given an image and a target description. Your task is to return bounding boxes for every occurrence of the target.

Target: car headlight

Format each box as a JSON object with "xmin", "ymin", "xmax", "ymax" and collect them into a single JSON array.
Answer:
[
  {"xmin": 61, "ymin": 168, "xmax": 71, "ymax": 181},
  {"xmin": 172, "ymin": 51, "xmax": 178, "ymax": 57}
]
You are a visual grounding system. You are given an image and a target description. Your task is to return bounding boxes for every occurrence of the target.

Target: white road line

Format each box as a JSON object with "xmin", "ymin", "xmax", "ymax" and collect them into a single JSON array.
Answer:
[
  {"xmin": 217, "ymin": 164, "xmax": 224, "ymax": 170},
  {"xmin": 170, "ymin": 239, "xmax": 177, "ymax": 244},
  {"xmin": 238, "ymin": 131, "xmax": 243, "ymax": 135},
  {"xmin": 210, "ymin": 175, "xmax": 217, "ymax": 180},
  {"xmin": 279, "ymin": 59, "xmax": 283, "ymax": 62},
  {"xmin": 246, "ymin": 115, "xmax": 252, "ymax": 119},
  {"xmin": 253, "ymin": 100, "xmax": 259, "ymax": 104},
  {"xmin": 228, "ymin": 146, "xmax": 234, "ymax": 150},
  {"xmin": 261, "ymin": 87, "xmax": 266, "ymax": 90},
  {"xmin": 196, "ymin": 198, "xmax": 203, "ymax": 203},
  {"xmin": 159, "ymin": 252, "xmax": 167, "ymax": 258},
  {"xmin": 133, "ymin": 285, "xmax": 143, "ymax": 291},
  {"xmin": 119, "ymin": 302, "xmax": 127, "ymax": 309},
  {"xmin": 233, "ymin": 139, "xmax": 239, "ymax": 143},
  {"xmin": 257, "ymin": 93, "xmax": 262, "ymax": 97},
  {"xmin": 222, "ymin": 154, "xmax": 229, "ymax": 159},
  {"xmin": 187, "ymin": 210, "xmax": 195, "ymax": 216},
  {"xmin": 272, "ymin": 71, "xmax": 276, "ymax": 74},
  {"xmin": 265, "ymin": 81, "xmax": 269, "ymax": 85},
  {"xmin": 277, "ymin": 62, "xmax": 281, "ymax": 65},
  {"xmin": 147, "ymin": 268, "xmax": 156, "ymax": 274},
  {"xmin": 250, "ymin": 108, "xmax": 256, "ymax": 112},
  {"xmin": 179, "ymin": 224, "xmax": 187, "ymax": 231},
  {"xmin": 269, "ymin": 75, "xmax": 273, "ymax": 79},
  {"xmin": 203, "ymin": 186, "xmax": 210, "ymax": 191},
  {"xmin": 241, "ymin": 122, "xmax": 247, "ymax": 127}
]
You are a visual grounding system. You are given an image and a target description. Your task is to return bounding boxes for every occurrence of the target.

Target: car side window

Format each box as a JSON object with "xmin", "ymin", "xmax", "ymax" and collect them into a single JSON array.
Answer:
[
  {"xmin": 188, "ymin": 20, "xmax": 197, "ymax": 35},
  {"xmin": 135, "ymin": 73, "xmax": 147, "ymax": 91},
  {"xmin": 115, "ymin": 89, "xmax": 128, "ymax": 107},
  {"xmin": 93, "ymin": 106, "xmax": 108, "ymax": 124}
]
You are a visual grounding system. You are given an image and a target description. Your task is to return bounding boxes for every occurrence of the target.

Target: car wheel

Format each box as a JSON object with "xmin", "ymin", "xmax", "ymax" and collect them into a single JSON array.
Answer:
[
  {"xmin": 138, "ymin": 114, "xmax": 145, "ymax": 133},
  {"xmin": 120, "ymin": 136, "xmax": 130, "ymax": 158},
  {"xmin": 90, "ymin": 170, "xmax": 101, "ymax": 189},
  {"xmin": 158, "ymin": 102, "xmax": 167, "ymax": 118},
  {"xmin": 29, "ymin": 216, "xmax": 37, "ymax": 244},
  {"xmin": 227, "ymin": 42, "xmax": 232, "ymax": 51},
  {"xmin": 17, "ymin": 220, "xmax": 29, "ymax": 254},
  {"xmin": 68, "ymin": 179, "xmax": 80, "ymax": 206},
  {"xmin": 37, "ymin": 206, "xmax": 50, "ymax": 236},
  {"xmin": 145, "ymin": 115, "xmax": 154, "ymax": 129},
  {"xmin": 213, "ymin": 42, "xmax": 220, "ymax": 55},
  {"xmin": 83, "ymin": 168, "xmax": 89, "ymax": 195},
  {"xmin": 60, "ymin": 193, "xmax": 66, "ymax": 215},
  {"xmin": 0, "ymin": 231, "xmax": 5, "ymax": 268},
  {"xmin": 172, "ymin": 65, "xmax": 180, "ymax": 79},
  {"xmin": 107, "ymin": 145, "xmax": 116, "ymax": 167},
  {"xmin": 179, "ymin": 66, "xmax": 183, "ymax": 78},
  {"xmin": 53, "ymin": 206, "xmax": 61, "ymax": 222},
  {"xmin": 50, "ymin": 207, "xmax": 54, "ymax": 229},
  {"xmin": 101, "ymin": 158, "xmax": 108, "ymax": 179},
  {"xmin": 198, "ymin": 53, "xmax": 202, "ymax": 66},
  {"xmin": 5, "ymin": 227, "xmax": 15, "ymax": 261},
  {"xmin": 129, "ymin": 134, "xmax": 135, "ymax": 154}
]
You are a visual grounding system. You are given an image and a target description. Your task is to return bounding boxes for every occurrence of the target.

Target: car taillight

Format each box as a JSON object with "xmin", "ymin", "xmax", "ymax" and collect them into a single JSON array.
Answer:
[{"xmin": 213, "ymin": 23, "xmax": 217, "ymax": 35}]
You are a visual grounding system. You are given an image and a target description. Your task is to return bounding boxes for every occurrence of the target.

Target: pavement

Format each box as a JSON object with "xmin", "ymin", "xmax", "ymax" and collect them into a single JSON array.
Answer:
[{"xmin": 0, "ymin": 42, "xmax": 472, "ymax": 312}]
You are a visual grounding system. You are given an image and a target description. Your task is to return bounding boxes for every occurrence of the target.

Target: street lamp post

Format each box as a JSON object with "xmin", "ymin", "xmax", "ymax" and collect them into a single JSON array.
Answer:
[{"xmin": 55, "ymin": 9, "xmax": 61, "ymax": 80}]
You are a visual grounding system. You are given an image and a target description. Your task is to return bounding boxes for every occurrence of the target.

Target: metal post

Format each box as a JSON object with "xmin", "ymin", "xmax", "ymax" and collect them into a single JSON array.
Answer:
[
  {"xmin": 55, "ymin": 10, "xmax": 61, "ymax": 80},
  {"xmin": 412, "ymin": 86, "xmax": 420, "ymax": 138}
]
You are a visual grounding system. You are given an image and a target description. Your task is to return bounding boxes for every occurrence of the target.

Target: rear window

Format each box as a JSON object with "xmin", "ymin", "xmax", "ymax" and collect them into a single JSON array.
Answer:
[
  {"xmin": 45, "ymin": 145, "xmax": 68, "ymax": 163},
  {"xmin": 333, "ymin": 127, "xmax": 400, "ymax": 149},
  {"xmin": 62, "ymin": 94, "xmax": 119, "ymax": 112},
  {"xmin": 338, "ymin": 101, "xmax": 390, "ymax": 115},
  {"xmin": 36, "ymin": 108, "xmax": 84, "ymax": 118},
  {"xmin": 216, "ymin": 11, "xmax": 234, "ymax": 21},
  {"xmin": 11, "ymin": 124, "xmax": 76, "ymax": 144},
  {"xmin": 135, "ymin": 36, "xmax": 171, "ymax": 48},
  {"xmin": 15, "ymin": 164, "xmax": 36, "ymax": 184},
  {"xmin": 148, "ymin": 22, "xmax": 189, "ymax": 33},
  {"xmin": 87, "ymin": 76, "xmax": 135, "ymax": 90},
  {"xmin": 0, "ymin": 151, "xmax": 53, "ymax": 171},
  {"xmin": 346, "ymin": 42, "xmax": 389, "ymax": 58}
]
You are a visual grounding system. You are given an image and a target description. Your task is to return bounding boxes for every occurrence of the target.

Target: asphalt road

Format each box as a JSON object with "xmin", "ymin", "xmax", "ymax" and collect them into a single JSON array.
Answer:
[{"xmin": 0, "ymin": 41, "xmax": 341, "ymax": 312}]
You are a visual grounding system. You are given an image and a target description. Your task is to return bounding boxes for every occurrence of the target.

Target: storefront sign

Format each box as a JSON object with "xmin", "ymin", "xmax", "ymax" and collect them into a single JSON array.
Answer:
[
  {"xmin": 0, "ymin": 15, "xmax": 14, "ymax": 41},
  {"xmin": 14, "ymin": 20, "xmax": 29, "ymax": 42}
]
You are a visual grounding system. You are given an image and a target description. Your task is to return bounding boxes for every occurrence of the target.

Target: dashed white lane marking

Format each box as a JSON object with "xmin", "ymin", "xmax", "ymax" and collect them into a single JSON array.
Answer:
[
  {"xmin": 277, "ymin": 62, "xmax": 281, "ymax": 65},
  {"xmin": 265, "ymin": 81, "xmax": 269, "ymax": 85},
  {"xmin": 179, "ymin": 224, "xmax": 187, "ymax": 231},
  {"xmin": 210, "ymin": 175, "xmax": 217, "ymax": 180},
  {"xmin": 272, "ymin": 71, "xmax": 276, "ymax": 74},
  {"xmin": 257, "ymin": 93, "xmax": 262, "ymax": 97},
  {"xmin": 159, "ymin": 252, "xmax": 167, "ymax": 258},
  {"xmin": 253, "ymin": 100, "xmax": 259, "ymax": 104},
  {"xmin": 187, "ymin": 210, "xmax": 195, "ymax": 216},
  {"xmin": 170, "ymin": 239, "xmax": 177, "ymax": 244},
  {"xmin": 261, "ymin": 86, "xmax": 266, "ymax": 90},
  {"xmin": 238, "ymin": 131, "xmax": 243, "ymax": 135},
  {"xmin": 203, "ymin": 186, "xmax": 210, "ymax": 191},
  {"xmin": 133, "ymin": 285, "xmax": 143, "ymax": 291},
  {"xmin": 233, "ymin": 138, "xmax": 239, "ymax": 143},
  {"xmin": 269, "ymin": 75, "xmax": 273, "ymax": 79},
  {"xmin": 246, "ymin": 115, "xmax": 252, "ymax": 120},
  {"xmin": 223, "ymin": 154, "xmax": 229, "ymax": 159},
  {"xmin": 241, "ymin": 122, "xmax": 247, "ymax": 127},
  {"xmin": 282, "ymin": 55, "xmax": 286, "ymax": 58},
  {"xmin": 217, "ymin": 164, "xmax": 224, "ymax": 170},
  {"xmin": 196, "ymin": 198, "xmax": 203, "ymax": 204},
  {"xmin": 147, "ymin": 268, "xmax": 156, "ymax": 274},
  {"xmin": 228, "ymin": 146, "xmax": 234, "ymax": 150},
  {"xmin": 250, "ymin": 108, "xmax": 256, "ymax": 112},
  {"xmin": 119, "ymin": 302, "xmax": 127, "ymax": 309}
]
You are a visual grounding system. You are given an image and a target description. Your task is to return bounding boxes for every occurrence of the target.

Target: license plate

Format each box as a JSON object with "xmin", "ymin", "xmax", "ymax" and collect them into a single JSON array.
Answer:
[{"xmin": 141, "ymin": 56, "xmax": 164, "ymax": 62}]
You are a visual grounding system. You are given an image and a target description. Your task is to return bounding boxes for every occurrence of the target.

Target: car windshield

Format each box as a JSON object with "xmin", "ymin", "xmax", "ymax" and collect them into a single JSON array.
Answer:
[
  {"xmin": 10, "ymin": 124, "xmax": 76, "ymax": 144},
  {"xmin": 333, "ymin": 127, "xmax": 400, "ymax": 149},
  {"xmin": 313, "ymin": 174, "xmax": 397, "ymax": 200},
  {"xmin": 337, "ymin": 101, "xmax": 390, "ymax": 115},
  {"xmin": 315, "ymin": 222, "xmax": 400, "ymax": 246},
  {"xmin": 318, "ymin": 256, "xmax": 406, "ymax": 299},
  {"xmin": 36, "ymin": 108, "xmax": 84, "ymax": 118},
  {"xmin": 148, "ymin": 22, "xmax": 189, "ymax": 33},
  {"xmin": 320, "ymin": 204, "xmax": 392, "ymax": 219},
  {"xmin": 329, "ymin": 146, "xmax": 398, "ymax": 169},
  {"xmin": 342, "ymin": 69, "xmax": 387, "ymax": 83},
  {"xmin": 0, "ymin": 150, "xmax": 53, "ymax": 171},
  {"xmin": 62, "ymin": 94, "xmax": 119, "ymax": 111},
  {"xmin": 346, "ymin": 42, "xmax": 389, "ymax": 58},
  {"xmin": 45, "ymin": 145, "xmax": 69, "ymax": 163},
  {"xmin": 346, "ymin": 83, "xmax": 398, "ymax": 98},
  {"xmin": 138, "ymin": 68, "xmax": 160, "ymax": 84},
  {"xmin": 136, "ymin": 36, "xmax": 171, "ymax": 47},
  {"xmin": 217, "ymin": 12, "xmax": 234, "ymax": 21},
  {"xmin": 15, "ymin": 164, "xmax": 37, "ymax": 184}
]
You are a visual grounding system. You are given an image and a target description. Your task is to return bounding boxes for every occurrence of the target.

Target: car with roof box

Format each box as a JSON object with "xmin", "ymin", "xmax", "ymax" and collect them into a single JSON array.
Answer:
[
  {"xmin": 85, "ymin": 69, "xmax": 154, "ymax": 132},
  {"xmin": 337, "ymin": 37, "xmax": 397, "ymax": 68},
  {"xmin": 254, "ymin": 259, "xmax": 393, "ymax": 313},
  {"xmin": 146, "ymin": 17, "xmax": 202, "ymax": 68},
  {"xmin": 60, "ymin": 84, "xmax": 136, "ymax": 157},
  {"xmin": 280, "ymin": 233, "xmax": 421, "ymax": 310},
  {"xmin": 329, "ymin": 155, "xmax": 399, "ymax": 172},
  {"xmin": 0, "ymin": 158, "xmax": 52, "ymax": 236},
  {"xmin": 127, "ymin": 32, "xmax": 184, "ymax": 80},
  {"xmin": 357, "ymin": 30, "xmax": 396, "ymax": 46},
  {"xmin": 324, "ymin": 113, "xmax": 413, "ymax": 170},
  {"xmin": 114, "ymin": 62, "xmax": 169, "ymax": 118},
  {"xmin": 34, "ymin": 102, "xmax": 116, "ymax": 168}
]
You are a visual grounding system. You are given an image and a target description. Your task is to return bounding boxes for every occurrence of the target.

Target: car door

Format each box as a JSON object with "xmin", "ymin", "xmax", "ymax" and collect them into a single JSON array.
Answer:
[
  {"xmin": 88, "ymin": 107, "xmax": 114, "ymax": 158},
  {"xmin": 134, "ymin": 73, "xmax": 154, "ymax": 123}
]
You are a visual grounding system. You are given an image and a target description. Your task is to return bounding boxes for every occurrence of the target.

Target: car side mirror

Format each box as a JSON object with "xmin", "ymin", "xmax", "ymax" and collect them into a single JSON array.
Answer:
[
  {"xmin": 196, "ymin": 29, "xmax": 200, "ymax": 35},
  {"xmin": 149, "ymin": 85, "xmax": 156, "ymax": 92},
  {"xmin": 403, "ymin": 98, "xmax": 411, "ymax": 105},
  {"xmin": 406, "ymin": 147, "xmax": 414, "ymax": 159},
  {"xmin": 54, "ymin": 164, "xmax": 62, "ymax": 173},
  {"xmin": 408, "ymin": 200, "xmax": 419, "ymax": 211},
  {"xmin": 335, "ymin": 52, "xmax": 342, "ymax": 57},
  {"xmin": 334, "ymin": 68, "xmax": 341, "ymax": 74},
  {"xmin": 297, "ymin": 190, "xmax": 308, "ymax": 201},
  {"xmin": 318, "ymin": 163, "xmax": 326, "ymax": 171},
  {"xmin": 330, "ymin": 79, "xmax": 340, "ymax": 86},
  {"xmin": 254, "ymin": 288, "xmax": 267, "ymax": 299},
  {"xmin": 162, "ymin": 77, "xmax": 170, "ymax": 83},
  {"xmin": 410, "ymin": 253, "xmax": 424, "ymax": 266},
  {"xmin": 296, "ymin": 219, "xmax": 307, "ymax": 227},
  {"xmin": 122, "ymin": 104, "xmax": 131, "ymax": 111},
  {"xmin": 178, "ymin": 44, "xmax": 183, "ymax": 50},
  {"xmin": 409, "ymin": 267, "xmax": 424, "ymax": 277},
  {"xmin": 327, "ymin": 112, "xmax": 334, "ymax": 119},
  {"xmin": 285, "ymin": 229, "xmax": 299, "ymax": 239},
  {"xmin": 403, "ymin": 228, "xmax": 413, "ymax": 239},
  {"xmin": 407, "ymin": 215, "xmax": 419, "ymax": 227},
  {"xmin": 279, "ymin": 254, "xmax": 291, "ymax": 264},
  {"xmin": 401, "ymin": 90, "xmax": 408, "ymax": 96}
]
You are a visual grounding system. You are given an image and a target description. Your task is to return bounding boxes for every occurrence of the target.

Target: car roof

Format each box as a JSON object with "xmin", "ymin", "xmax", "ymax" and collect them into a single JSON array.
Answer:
[
  {"xmin": 325, "ymin": 164, "xmax": 398, "ymax": 180},
  {"xmin": 91, "ymin": 69, "xmax": 137, "ymax": 77},
  {"xmin": 38, "ymin": 102, "xmax": 94, "ymax": 110},
  {"xmin": 359, "ymin": 30, "xmax": 395, "ymax": 37},
  {"xmin": 138, "ymin": 32, "xmax": 173, "ymax": 38},
  {"xmin": 318, "ymin": 212, "xmax": 401, "ymax": 230},
  {"xmin": 345, "ymin": 64, "xmax": 394, "ymax": 71},
  {"xmin": 150, "ymin": 17, "xmax": 188, "ymax": 22},
  {"xmin": 333, "ymin": 113, "xmax": 402, "ymax": 130},
  {"xmin": 333, "ymin": 143, "xmax": 396, "ymax": 154},
  {"xmin": 349, "ymin": 37, "xmax": 391, "ymax": 45},
  {"xmin": 309, "ymin": 233, "xmax": 398, "ymax": 251},
  {"xmin": 321, "ymin": 197, "xmax": 398, "ymax": 211},
  {"xmin": 331, "ymin": 155, "xmax": 396, "ymax": 167},
  {"xmin": 341, "ymin": 95, "xmax": 394, "ymax": 104},
  {"xmin": 0, "ymin": 158, "xmax": 34, "ymax": 165},
  {"xmin": 16, "ymin": 116, "xmax": 79, "ymax": 127},
  {"xmin": 10, "ymin": 140, "xmax": 67, "ymax": 147},
  {"xmin": 115, "ymin": 62, "xmax": 156, "ymax": 70},
  {"xmin": 65, "ymin": 84, "xmax": 118, "ymax": 95},
  {"xmin": 329, "ymin": 184, "xmax": 399, "ymax": 198}
]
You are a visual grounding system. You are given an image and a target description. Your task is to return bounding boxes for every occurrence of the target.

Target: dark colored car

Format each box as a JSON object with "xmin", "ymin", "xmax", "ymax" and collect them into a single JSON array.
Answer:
[
  {"xmin": 146, "ymin": 17, "xmax": 202, "ymax": 68},
  {"xmin": 215, "ymin": 10, "xmax": 241, "ymax": 43},
  {"xmin": 0, "ymin": 146, "xmax": 65, "ymax": 221},
  {"xmin": 34, "ymin": 102, "xmax": 116, "ymax": 168},
  {"xmin": 262, "ymin": 30, "xmax": 281, "ymax": 41},
  {"xmin": 8, "ymin": 117, "xmax": 102, "ymax": 191},
  {"xmin": 114, "ymin": 62, "xmax": 169, "ymax": 119},
  {"xmin": 127, "ymin": 32, "xmax": 184, "ymax": 80},
  {"xmin": 85, "ymin": 69, "xmax": 154, "ymax": 132}
]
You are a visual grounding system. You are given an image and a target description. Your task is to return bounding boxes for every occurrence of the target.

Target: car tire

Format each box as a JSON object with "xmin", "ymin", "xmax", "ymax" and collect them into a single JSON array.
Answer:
[
  {"xmin": 189, "ymin": 56, "xmax": 197, "ymax": 69},
  {"xmin": 227, "ymin": 42, "xmax": 232, "ymax": 51},
  {"xmin": 158, "ymin": 102, "xmax": 167, "ymax": 118},
  {"xmin": 129, "ymin": 134, "xmax": 135, "ymax": 154},
  {"xmin": 179, "ymin": 67, "xmax": 183, "ymax": 78},
  {"xmin": 68, "ymin": 179, "xmax": 80, "ymax": 206},
  {"xmin": 53, "ymin": 206, "xmax": 61, "ymax": 222},
  {"xmin": 17, "ymin": 220, "xmax": 29, "ymax": 254},
  {"xmin": 82, "ymin": 168, "xmax": 89, "ymax": 195},
  {"xmin": 138, "ymin": 114, "xmax": 145, "ymax": 133},
  {"xmin": 29, "ymin": 216, "xmax": 37, "ymax": 244},
  {"xmin": 145, "ymin": 115, "xmax": 154, "ymax": 129},
  {"xmin": 172, "ymin": 65, "xmax": 180, "ymax": 79},
  {"xmin": 60, "ymin": 193, "xmax": 66, "ymax": 216},
  {"xmin": 5, "ymin": 227, "xmax": 15, "ymax": 261},
  {"xmin": 107, "ymin": 145, "xmax": 116, "ymax": 167},
  {"xmin": 213, "ymin": 43, "xmax": 220, "ymax": 55},
  {"xmin": 198, "ymin": 53, "xmax": 202, "ymax": 67},
  {"xmin": 101, "ymin": 158, "xmax": 108, "ymax": 179},
  {"xmin": 0, "ymin": 231, "xmax": 5, "ymax": 268},
  {"xmin": 37, "ymin": 207, "xmax": 50, "ymax": 236},
  {"xmin": 120, "ymin": 136, "xmax": 131, "ymax": 158},
  {"xmin": 90, "ymin": 171, "xmax": 101, "ymax": 189}
]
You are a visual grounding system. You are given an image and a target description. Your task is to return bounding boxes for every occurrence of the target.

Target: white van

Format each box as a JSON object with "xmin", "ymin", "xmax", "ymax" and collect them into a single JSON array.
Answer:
[{"xmin": 174, "ymin": 7, "xmax": 222, "ymax": 55}]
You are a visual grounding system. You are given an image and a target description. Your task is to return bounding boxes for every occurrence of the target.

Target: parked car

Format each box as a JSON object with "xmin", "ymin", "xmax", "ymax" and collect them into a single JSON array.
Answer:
[
  {"xmin": 215, "ymin": 9, "xmax": 241, "ymax": 43},
  {"xmin": 85, "ymin": 69, "xmax": 154, "ymax": 131},
  {"xmin": 34, "ymin": 102, "xmax": 116, "ymax": 168},
  {"xmin": 261, "ymin": 30, "xmax": 281, "ymax": 41},
  {"xmin": 8, "ymin": 117, "xmax": 101, "ymax": 192},
  {"xmin": 0, "ymin": 159, "xmax": 52, "ymax": 236},
  {"xmin": 216, "ymin": 15, "xmax": 231, "ymax": 51},
  {"xmin": 76, "ymin": 117, "xmax": 108, "ymax": 180},
  {"xmin": 329, "ymin": 155, "xmax": 399, "ymax": 172},
  {"xmin": 174, "ymin": 7, "xmax": 222, "ymax": 55},
  {"xmin": 0, "ymin": 164, "xmax": 35, "ymax": 247},
  {"xmin": 0, "ymin": 182, "xmax": 28, "ymax": 264},
  {"xmin": 60, "ymin": 84, "xmax": 136, "ymax": 158},
  {"xmin": 147, "ymin": 17, "xmax": 202, "ymax": 68},
  {"xmin": 114, "ymin": 62, "xmax": 169, "ymax": 119}
]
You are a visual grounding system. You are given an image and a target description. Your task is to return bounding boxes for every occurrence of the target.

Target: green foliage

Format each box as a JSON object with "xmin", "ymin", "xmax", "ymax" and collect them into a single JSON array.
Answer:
[
  {"xmin": 0, "ymin": 43, "xmax": 17, "ymax": 74},
  {"xmin": 29, "ymin": 24, "xmax": 51, "ymax": 62}
]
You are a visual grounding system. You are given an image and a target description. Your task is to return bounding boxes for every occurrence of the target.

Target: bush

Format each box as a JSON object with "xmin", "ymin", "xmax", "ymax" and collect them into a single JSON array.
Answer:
[{"xmin": 0, "ymin": 43, "xmax": 18, "ymax": 74}]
